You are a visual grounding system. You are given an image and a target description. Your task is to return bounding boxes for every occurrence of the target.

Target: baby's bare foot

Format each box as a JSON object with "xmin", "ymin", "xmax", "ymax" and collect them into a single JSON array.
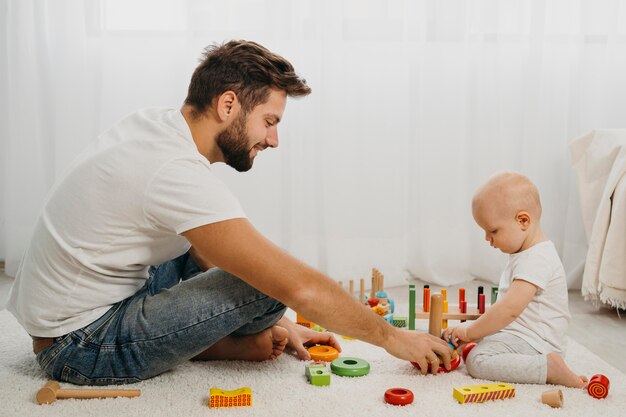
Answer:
[
  {"xmin": 194, "ymin": 325, "xmax": 289, "ymax": 361},
  {"xmin": 546, "ymin": 353, "xmax": 588, "ymax": 388}
]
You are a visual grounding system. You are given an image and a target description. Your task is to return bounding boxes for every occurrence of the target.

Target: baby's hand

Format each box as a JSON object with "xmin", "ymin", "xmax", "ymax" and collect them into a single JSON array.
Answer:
[{"xmin": 442, "ymin": 324, "xmax": 471, "ymax": 347}]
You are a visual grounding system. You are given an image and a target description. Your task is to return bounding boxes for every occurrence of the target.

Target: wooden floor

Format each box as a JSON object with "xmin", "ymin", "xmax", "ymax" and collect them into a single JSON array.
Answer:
[{"xmin": 1, "ymin": 272, "xmax": 624, "ymax": 373}]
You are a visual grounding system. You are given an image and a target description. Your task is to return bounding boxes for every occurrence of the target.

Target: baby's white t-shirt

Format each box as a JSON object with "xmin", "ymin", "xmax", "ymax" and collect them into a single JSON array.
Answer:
[
  {"xmin": 498, "ymin": 240, "xmax": 571, "ymax": 354},
  {"xmin": 8, "ymin": 108, "xmax": 246, "ymax": 337}
]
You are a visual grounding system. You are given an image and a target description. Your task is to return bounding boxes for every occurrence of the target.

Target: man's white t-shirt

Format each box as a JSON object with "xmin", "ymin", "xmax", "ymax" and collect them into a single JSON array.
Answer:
[
  {"xmin": 498, "ymin": 240, "xmax": 571, "ymax": 354},
  {"xmin": 7, "ymin": 108, "xmax": 246, "ymax": 337}
]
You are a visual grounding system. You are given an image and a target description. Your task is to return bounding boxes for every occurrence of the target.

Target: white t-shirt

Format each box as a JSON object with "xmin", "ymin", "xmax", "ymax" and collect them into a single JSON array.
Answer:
[
  {"xmin": 498, "ymin": 240, "xmax": 571, "ymax": 354},
  {"xmin": 7, "ymin": 108, "xmax": 246, "ymax": 337}
]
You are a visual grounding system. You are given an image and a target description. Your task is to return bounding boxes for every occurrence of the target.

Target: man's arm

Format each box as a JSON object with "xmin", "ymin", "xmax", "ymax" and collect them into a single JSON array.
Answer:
[
  {"xmin": 442, "ymin": 279, "xmax": 537, "ymax": 345},
  {"xmin": 182, "ymin": 218, "xmax": 453, "ymax": 372}
]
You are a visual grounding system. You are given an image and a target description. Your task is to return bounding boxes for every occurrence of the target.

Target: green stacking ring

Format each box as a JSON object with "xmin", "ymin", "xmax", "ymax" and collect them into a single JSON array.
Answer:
[{"xmin": 330, "ymin": 357, "xmax": 370, "ymax": 377}]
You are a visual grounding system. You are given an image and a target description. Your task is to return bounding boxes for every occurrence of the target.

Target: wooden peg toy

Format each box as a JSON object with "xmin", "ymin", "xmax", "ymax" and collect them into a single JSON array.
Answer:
[
  {"xmin": 541, "ymin": 389, "xmax": 563, "ymax": 408},
  {"xmin": 36, "ymin": 381, "xmax": 141, "ymax": 405}
]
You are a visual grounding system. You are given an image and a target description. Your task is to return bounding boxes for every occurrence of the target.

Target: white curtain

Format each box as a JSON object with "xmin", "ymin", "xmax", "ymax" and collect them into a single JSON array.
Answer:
[{"xmin": 2, "ymin": 0, "xmax": 625, "ymax": 289}]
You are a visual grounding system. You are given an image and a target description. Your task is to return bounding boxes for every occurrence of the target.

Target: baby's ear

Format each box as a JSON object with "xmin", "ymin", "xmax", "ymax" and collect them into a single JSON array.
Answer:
[{"xmin": 516, "ymin": 211, "xmax": 531, "ymax": 229}]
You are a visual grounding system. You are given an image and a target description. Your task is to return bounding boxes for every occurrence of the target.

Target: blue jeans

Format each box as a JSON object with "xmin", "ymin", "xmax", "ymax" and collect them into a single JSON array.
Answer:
[{"xmin": 35, "ymin": 252, "xmax": 286, "ymax": 385}]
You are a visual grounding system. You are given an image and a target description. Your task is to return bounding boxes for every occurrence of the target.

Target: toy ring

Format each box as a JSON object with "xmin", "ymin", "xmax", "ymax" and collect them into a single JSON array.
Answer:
[
  {"xmin": 384, "ymin": 388, "xmax": 414, "ymax": 406},
  {"xmin": 307, "ymin": 345, "xmax": 339, "ymax": 362},
  {"xmin": 330, "ymin": 357, "xmax": 370, "ymax": 377}
]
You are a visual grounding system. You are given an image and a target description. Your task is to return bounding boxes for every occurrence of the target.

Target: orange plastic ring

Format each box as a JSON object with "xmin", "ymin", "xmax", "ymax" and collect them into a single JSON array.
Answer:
[
  {"xmin": 384, "ymin": 388, "xmax": 414, "ymax": 406},
  {"xmin": 307, "ymin": 345, "xmax": 339, "ymax": 362}
]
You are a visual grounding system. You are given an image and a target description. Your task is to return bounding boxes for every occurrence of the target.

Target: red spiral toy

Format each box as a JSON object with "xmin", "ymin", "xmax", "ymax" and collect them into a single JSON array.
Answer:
[{"xmin": 587, "ymin": 374, "xmax": 610, "ymax": 399}]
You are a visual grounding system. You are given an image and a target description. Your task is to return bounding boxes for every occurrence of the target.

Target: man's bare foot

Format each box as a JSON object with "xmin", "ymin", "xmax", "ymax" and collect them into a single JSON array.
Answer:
[
  {"xmin": 546, "ymin": 352, "xmax": 588, "ymax": 388},
  {"xmin": 193, "ymin": 325, "xmax": 289, "ymax": 361}
]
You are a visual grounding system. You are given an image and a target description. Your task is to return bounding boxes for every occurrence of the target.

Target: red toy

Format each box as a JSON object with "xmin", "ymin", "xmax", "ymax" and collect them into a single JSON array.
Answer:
[
  {"xmin": 412, "ymin": 353, "xmax": 461, "ymax": 373},
  {"xmin": 587, "ymin": 374, "xmax": 610, "ymax": 399},
  {"xmin": 462, "ymin": 342, "xmax": 477, "ymax": 362},
  {"xmin": 384, "ymin": 388, "xmax": 414, "ymax": 406}
]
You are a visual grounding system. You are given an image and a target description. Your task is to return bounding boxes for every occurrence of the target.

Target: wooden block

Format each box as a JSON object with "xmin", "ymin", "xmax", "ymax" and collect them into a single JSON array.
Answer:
[
  {"xmin": 209, "ymin": 387, "xmax": 252, "ymax": 408},
  {"xmin": 305, "ymin": 364, "xmax": 331, "ymax": 386},
  {"xmin": 453, "ymin": 383, "xmax": 515, "ymax": 404}
]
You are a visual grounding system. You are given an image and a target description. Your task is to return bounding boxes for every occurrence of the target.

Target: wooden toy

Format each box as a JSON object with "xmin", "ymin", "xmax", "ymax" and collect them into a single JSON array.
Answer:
[
  {"xmin": 36, "ymin": 381, "xmax": 140, "ymax": 405},
  {"xmin": 330, "ymin": 357, "xmax": 370, "ymax": 377},
  {"xmin": 307, "ymin": 345, "xmax": 339, "ymax": 362},
  {"xmin": 296, "ymin": 312, "xmax": 315, "ymax": 329},
  {"xmin": 541, "ymin": 389, "xmax": 563, "ymax": 408},
  {"xmin": 478, "ymin": 293, "xmax": 486, "ymax": 314},
  {"xmin": 412, "ymin": 293, "xmax": 461, "ymax": 373},
  {"xmin": 491, "ymin": 286, "xmax": 499, "ymax": 304},
  {"xmin": 423, "ymin": 286, "xmax": 431, "ymax": 312},
  {"xmin": 209, "ymin": 387, "xmax": 252, "ymax": 408},
  {"xmin": 384, "ymin": 388, "xmax": 414, "ymax": 406},
  {"xmin": 305, "ymin": 364, "xmax": 331, "ymax": 386},
  {"xmin": 587, "ymin": 374, "xmax": 610, "ymax": 399},
  {"xmin": 409, "ymin": 284, "xmax": 416, "ymax": 330},
  {"xmin": 461, "ymin": 342, "xmax": 477, "ymax": 362},
  {"xmin": 453, "ymin": 382, "xmax": 516, "ymax": 404}
]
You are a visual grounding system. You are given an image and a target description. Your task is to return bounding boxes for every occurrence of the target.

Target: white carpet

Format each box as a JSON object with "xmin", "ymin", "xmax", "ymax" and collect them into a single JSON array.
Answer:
[{"xmin": 1, "ymin": 309, "xmax": 624, "ymax": 417}]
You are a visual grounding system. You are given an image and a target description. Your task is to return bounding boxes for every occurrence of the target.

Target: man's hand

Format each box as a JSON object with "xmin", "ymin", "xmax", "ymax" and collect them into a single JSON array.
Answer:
[
  {"xmin": 277, "ymin": 316, "xmax": 341, "ymax": 360},
  {"xmin": 382, "ymin": 328, "xmax": 454, "ymax": 375},
  {"xmin": 441, "ymin": 324, "xmax": 472, "ymax": 348}
]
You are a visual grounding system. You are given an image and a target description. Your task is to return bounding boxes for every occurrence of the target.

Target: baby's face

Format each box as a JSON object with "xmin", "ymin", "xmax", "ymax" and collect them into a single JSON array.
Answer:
[{"xmin": 472, "ymin": 203, "xmax": 527, "ymax": 254}]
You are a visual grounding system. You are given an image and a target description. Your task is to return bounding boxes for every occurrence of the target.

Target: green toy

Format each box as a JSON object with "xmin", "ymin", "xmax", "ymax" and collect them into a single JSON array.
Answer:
[
  {"xmin": 330, "ymin": 357, "xmax": 370, "ymax": 377},
  {"xmin": 305, "ymin": 364, "xmax": 331, "ymax": 386}
]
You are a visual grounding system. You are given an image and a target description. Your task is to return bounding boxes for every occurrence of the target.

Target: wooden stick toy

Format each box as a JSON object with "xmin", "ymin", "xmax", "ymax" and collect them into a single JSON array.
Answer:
[{"xmin": 36, "ymin": 381, "xmax": 140, "ymax": 405}]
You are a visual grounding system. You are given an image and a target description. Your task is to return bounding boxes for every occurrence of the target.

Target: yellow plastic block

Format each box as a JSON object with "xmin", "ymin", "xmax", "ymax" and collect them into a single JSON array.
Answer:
[
  {"xmin": 453, "ymin": 382, "xmax": 515, "ymax": 404},
  {"xmin": 209, "ymin": 387, "xmax": 252, "ymax": 408}
]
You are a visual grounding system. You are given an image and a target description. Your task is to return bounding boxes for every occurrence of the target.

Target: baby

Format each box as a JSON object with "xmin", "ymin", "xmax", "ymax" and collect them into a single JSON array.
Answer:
[{"xmin": 443, "ymin": 171, "xmax": 587, "ymax": 388}]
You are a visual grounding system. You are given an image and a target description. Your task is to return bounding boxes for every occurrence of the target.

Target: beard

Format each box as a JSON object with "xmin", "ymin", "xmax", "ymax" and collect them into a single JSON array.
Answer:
[{"xmin": 215, "ymin": 112, "xmax": 254, "ymax": 172}]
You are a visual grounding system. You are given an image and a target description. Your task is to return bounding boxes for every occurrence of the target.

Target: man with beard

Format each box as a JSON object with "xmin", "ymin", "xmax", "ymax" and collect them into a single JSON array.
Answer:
[{"xmin": 8, "ymin": 40, "xmax": 452, "ymax": 385}]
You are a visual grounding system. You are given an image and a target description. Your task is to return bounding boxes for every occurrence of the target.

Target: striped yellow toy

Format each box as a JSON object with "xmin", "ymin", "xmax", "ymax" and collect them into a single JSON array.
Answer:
[
  {"xmin": 453, "ymin": 382, "xmax": 515, "ymax": 404},
  {"xmin": 208, "ymin": 387, "xmax": 252, "ymax": 408}
]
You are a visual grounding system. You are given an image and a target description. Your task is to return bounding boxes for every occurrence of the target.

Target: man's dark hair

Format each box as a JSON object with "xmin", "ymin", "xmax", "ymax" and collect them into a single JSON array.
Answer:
[{"xmin": 185, "ymin": 40, "xmax": 311, "ymax": 115}]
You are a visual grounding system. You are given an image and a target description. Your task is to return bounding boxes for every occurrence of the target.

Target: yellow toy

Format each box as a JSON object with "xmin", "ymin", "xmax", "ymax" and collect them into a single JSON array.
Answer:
[
  {"xmin": 453, "ymin": 382, "xmax": 515, "ymax": 404},
  {"xmin": 208, "ymin": 387, "xmax": 252, "ymax": 408}
]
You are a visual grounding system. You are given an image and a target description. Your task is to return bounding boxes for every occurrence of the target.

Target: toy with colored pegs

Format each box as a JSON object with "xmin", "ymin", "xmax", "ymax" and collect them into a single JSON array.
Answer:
[
  {"xmin": 412, "ymin": 285, "xmax": 487, "ymax": 323},
  {"xmin": 587, "ymin": 374, "xmax": 610, "ymax": 399},
  {"xmin": 384, "ymin": 388, "xmax": 414, "ymax": 406},
  {"xmin": 411, "ymin": 293, "xmax": 461, "ymax": 373},
  {"xmin": 453, "ymin": 382, "xmax": 516, "ymax": 404},
  {"xmin": 208, "ymin": 387, "xmax": 252, "ymax": 408}
]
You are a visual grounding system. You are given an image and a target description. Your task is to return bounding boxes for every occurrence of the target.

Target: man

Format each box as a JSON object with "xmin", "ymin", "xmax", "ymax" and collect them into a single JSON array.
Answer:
[{"xmin": 8, "ymin": 40, "xmax": 452, "ymax": 385}]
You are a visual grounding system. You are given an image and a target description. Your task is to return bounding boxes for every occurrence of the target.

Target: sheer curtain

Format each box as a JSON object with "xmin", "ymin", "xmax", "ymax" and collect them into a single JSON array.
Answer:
[{"xmin": 2, "ymin": 0, "xmax": 625, "ymax": 289}]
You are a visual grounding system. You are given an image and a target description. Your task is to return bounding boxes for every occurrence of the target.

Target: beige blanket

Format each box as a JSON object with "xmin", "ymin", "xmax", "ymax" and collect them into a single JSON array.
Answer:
[{"xmin": 570, "ymin": 129, "xmax": 626, "ymax": 309}]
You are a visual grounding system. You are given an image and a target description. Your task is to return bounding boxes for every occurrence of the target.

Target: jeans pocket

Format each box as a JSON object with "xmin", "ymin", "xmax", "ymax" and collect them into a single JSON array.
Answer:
[{"xmin": 36, "ymin": 334, "xmax": 72, "ymax": 374}]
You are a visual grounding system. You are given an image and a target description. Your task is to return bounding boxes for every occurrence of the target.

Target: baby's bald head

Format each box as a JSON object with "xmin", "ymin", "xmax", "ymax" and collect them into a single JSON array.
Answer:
[{"xmin": 472, "ymin": 171, "xmax": 542, "ymax": 221}]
